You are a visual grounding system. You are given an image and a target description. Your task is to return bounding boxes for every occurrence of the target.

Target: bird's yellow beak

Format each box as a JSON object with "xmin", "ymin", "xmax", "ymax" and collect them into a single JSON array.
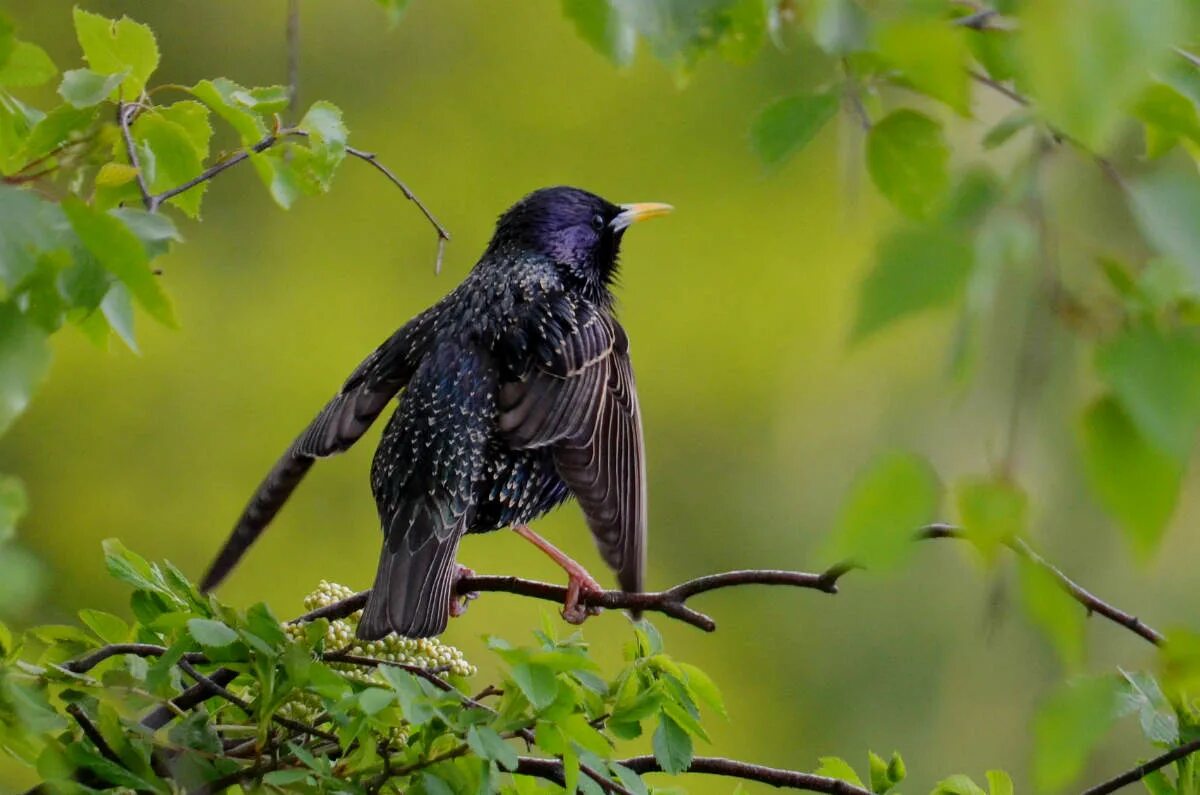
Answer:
[{"xmin": 611, "ymin": 202, "xmax": 674, "ymax": 232}]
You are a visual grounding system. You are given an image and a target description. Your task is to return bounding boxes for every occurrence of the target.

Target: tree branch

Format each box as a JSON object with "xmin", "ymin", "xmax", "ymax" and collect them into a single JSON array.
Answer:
[
  {"xmin": 515, "ymin": 755, "xmax": 872, "ymax": 795},
  {"xmin": 919, "ymin": 524, "xmax": 1165, "ymax": 646},
  {"xmin": 116, "ymin": 101, "xmax": 154, "ymax": 210},
  {"xmin": 63, "ymin": 642, "xmax": 208, "ymax": 674},
  {"xmin": 1081, "ymin": 738, "xmax": 1200, "ymax": 795},
  {"xmin": 294, "ymin": 567, "xmax": 847, "ymax": 633},
  {"xmin": 66, "ymin": 703, "xmax": 124, "ymax": 767}
]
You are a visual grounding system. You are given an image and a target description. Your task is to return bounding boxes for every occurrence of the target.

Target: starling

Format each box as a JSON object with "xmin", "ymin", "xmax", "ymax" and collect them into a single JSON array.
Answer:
[{"xmin": 201, "ymin": 186, "xmax": 671, "ymax": 639}]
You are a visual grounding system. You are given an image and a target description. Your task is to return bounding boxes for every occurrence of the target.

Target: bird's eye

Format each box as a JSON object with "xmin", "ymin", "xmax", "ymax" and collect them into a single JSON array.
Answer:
[{"xmin": 591, "ymin": 214, "xmax": 606, "ymax": 232}]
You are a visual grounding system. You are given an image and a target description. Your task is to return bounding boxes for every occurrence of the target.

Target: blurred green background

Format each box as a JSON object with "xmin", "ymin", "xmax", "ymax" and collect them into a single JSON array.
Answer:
[{"xmin": 1, "ymin": 1, "xmax": 1194, "ymax": 791}]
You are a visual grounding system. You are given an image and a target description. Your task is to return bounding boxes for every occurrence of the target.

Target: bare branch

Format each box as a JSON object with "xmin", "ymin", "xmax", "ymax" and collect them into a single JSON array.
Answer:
[
  {"xmin": 63, "ymin": 642, "xmax": 207, "ymax": 674},
  {"xmin": 1081, "ymin": 738, "xmax": 1200, "ymax": 795},
  {"xmin": 116, "ymin": 101, "xmax": 154, "ymax": 210},
  {"xmin": 67, "ymin": 703, "xmax": 124, "ymax": 767},
  {"xmin": 919, "ymin": 525, "xmax": 1164, "ymax": 646},
  {"xmin": 294, "ymin": 567, "xmax": 846, "ymax": 633},
  {"xmin": 516, "ymin": 755, "xmax": 872, "ymax": 795}
]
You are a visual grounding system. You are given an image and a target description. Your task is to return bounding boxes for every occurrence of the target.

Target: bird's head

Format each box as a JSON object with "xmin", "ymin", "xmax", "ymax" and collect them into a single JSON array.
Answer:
[{"xmin": 489, "ymin": 186, "xmax": 672, "ymax": 293}]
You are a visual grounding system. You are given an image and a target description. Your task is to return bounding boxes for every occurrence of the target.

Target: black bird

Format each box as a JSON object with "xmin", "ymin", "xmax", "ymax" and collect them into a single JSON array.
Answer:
[{"xmin": 201, "ymin": 186, "xmax": 671, "ymax": 639}]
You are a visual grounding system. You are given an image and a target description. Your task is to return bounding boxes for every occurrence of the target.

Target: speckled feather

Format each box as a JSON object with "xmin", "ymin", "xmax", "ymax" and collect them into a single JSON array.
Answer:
[{"xmin": 202, "ymin": 187, "xmax": 649, "ymax": 640}]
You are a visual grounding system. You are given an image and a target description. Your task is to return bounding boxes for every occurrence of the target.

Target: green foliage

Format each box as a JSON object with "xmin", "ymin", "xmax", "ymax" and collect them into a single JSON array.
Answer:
[
  {"xmin": 827, "ymin": 451, "xmax": 941, "ymax": 570},
  {"xmin": 0, "ymin": 543, "xmax": 738, "ymax": 793},
  {"xmin": 866, "ymin": 110, "xmax": 950, "ymax": 220},
  {"xmin": 751, "ymin": 92, "xmax": 839, "ymax": 168},
  {"xmin": 1033, "ymin": 676, "xmax": 1120, "ymax": 791},
  {"xmin": 954, "ymin": 477, "xmax": 1027, "ymax": 562}
]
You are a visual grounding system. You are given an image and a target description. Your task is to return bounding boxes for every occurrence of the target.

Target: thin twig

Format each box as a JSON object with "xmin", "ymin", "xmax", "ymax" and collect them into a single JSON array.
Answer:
[
  {"xmin": 176, "ymin": 658, "xmax": 338, "ymax": 743},
  {"xmin": 141, "ymin": 668, "xmax": 238, "ymax": 730},
  {"xmin": 919, "ymin": 525, "xmax": 1164, "ymax": 646},
  {"xmin": 116, "ymin": 101, "xmax": 153, "ymax": 210},
  {"xmin": 287, "ymin": 0, "xmax": 301, "ymax": 115},
  {"xmin": 67, "ymin": 703, "xmax": 124, "ymax": 766},
  {"xmin": 1081, "ymin": 738, "xmax": 1200, "ymax": 795},
  {"xmin": 968, "ymin": 68, "xmax": 1028, "ymax": 107},
  {"xmin": 515, "ymin": 755, "xmax": 872, "ymax": 795},
  {"xmin": 63, "ymin": 643, "xmax": 208, "ymax": 674},
  {"xmin": 154, "ymin": 131, "xmax": 286, "ymax": 206},
  {"xmin": 1178, "ymin": 47, "xmax": 1200, "ymax": 70}
]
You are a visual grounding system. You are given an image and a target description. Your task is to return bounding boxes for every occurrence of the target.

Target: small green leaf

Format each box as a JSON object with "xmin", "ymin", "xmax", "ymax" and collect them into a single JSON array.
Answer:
[
  {"xmin": 186, "ymin": 618, "xmax": 238, "ymax": 648},
  {"xmin": 982, "ymin": 109, "xmax": 1033, "ymax": 149},
  {"xmin": 561, "ymin": 0, "xmax": 636, "ymax": 66},
  {"xmin": 866, "ymin": 109, "xmax": 949, "ymax": 219},
  {"xmin": 651, "ymin": 712, "xmax": 693, "ymax": 775},
  {"xmin": 0, "ymin": 474, "xmax": 27, "ymax": 542},
  {"xmin": 72, "ymin": 8, "xmax": 159, "ymax": 99},
  {"xmin": 510, "ymin": 662, "xmax": 558, "ymax": 710},
  {"xmin": 1033, "ymin": 676, "xmax": 1121, "ymax": 791},
  {"xmin": 57, "ymin": 68, "xmax": 125, "ymax": 109},
  {"xmin": 357, "ymin": 687, "xmax": 395, "ymax": 716},
  {"xmin": 467, "ymin": 725, "xmax": 519, "ymax": 772},
  {"xmin": 750, "ymin": 92, "xmax": 839, "ymax": 168},
  {"xmin": 189, "ymin": 78, "xmax": 268, "ymax": 144},
  {"xmin": 853, "ymin": 224, "xmax": 974, "ymax": 341},
  {"xmin": 1019, "ymin": 557, "xmax": 1084, "ymax": 669},
  {"xmin": 827, "ymin": 451, "xmax": 940, "ymax": 570},
  {"xmin": 1117, "ymin": 669, "xmax": 1179, "ymax": 745},
  {"xmin": 1133, "ymin": 83, "xmax": 1200, "ymax": 158},
  {"xmin": 78, "ymin": 609, "xmax": 128, "ymax": 644},
  {"xmin": 1096, "ymin": 325, "xmax": 1200, "ymax": 461},
  {"xmin": 932, "ymin": 774, "xmax": 986, "ymax": 795},
  {"xmin": 62, "ymin": 198, "xmax": 177, "ymax": 328},
  {"xmin": 0, "ymin": 303, "xmax": 51, "ymax": 436},
  {"xmin": 1141, "ymin": 769, "xmax": 1177, "ymax": 795},
  {"xmin": 877, "ymin": 19, "xmax": 969, "ymax": 114},
  {"xmin": 812, "ymin": 0, "xmax": 869, "ymax": 55},
  {"xmin": 814, "ymin": 756, "xmax": 865, "ymax": 787},
  {"xmin": 985, "ymin": 770, "xmax": 1014, "ymax": 795},
  {"xmin": 0, "ymin": 41, "xmax": 56, "ymax": 88},
  {"xmin": 868, "ymin": 751, "xmax": 890, "ymax": 793},
  {"xmin": 263, "ymin": 770, "xmax": 312, "ymax": 785},
  {"xmin": 1079, "ymin": 396, "xmax": 1183, "ymax": 558},
  {"xmin": 954, "ymin": 477, "xmax": 1027, "ymax": 561},
  {"xmin": 677, "ymin": 662, "xmax": 726, "ymax": 719},
  {"xmin": 1128, "ymin": 167, "xmax": 1200, "ymax": 284}
]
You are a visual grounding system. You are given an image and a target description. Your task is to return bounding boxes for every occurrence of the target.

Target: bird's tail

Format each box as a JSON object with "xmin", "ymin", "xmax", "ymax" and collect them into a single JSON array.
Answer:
[
  {"xmin": 357, "ymin": 536, "xmax": 462, "ymax": 640},
  {"xmin": 200, "ymin": 452, "xmax": 314, "ymax": 592}
]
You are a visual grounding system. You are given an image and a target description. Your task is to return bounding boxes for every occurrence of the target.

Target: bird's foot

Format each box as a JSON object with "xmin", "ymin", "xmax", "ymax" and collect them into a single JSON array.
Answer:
[
  {"xmin": 450, "ymin": 564, "xmax": 478, "ymax": 618},
  {"xmin": 562, "ymin": 569, "xmax": 604, "ymax": 625}
]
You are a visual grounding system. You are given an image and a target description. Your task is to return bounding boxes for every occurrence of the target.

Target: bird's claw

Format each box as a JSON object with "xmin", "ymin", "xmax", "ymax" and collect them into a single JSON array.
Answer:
[
  {"xmin": 561, "ymin": 572, "xmax": 604, "ymax": 625},
  {"xmin": 450, "ymin": 564, "xmax": 479, "ymax": 619}
]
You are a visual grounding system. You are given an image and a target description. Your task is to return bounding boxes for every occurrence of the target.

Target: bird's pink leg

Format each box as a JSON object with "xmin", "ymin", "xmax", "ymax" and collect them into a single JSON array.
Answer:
[
  {"xmin": 450, "ymin": 563, "xmax": 478, "ymax": 618},
  {"xmin": 512, "ymin": 524, "xmax": 603, "ymax": 624}
]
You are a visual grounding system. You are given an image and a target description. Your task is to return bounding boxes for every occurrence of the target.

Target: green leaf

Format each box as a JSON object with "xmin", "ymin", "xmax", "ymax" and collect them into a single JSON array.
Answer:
[
  {"xmin": 876, "ymin": 19, "xmax": 969, "ymax": 115},
  {"xmin": 611, "ymin": 763, "xmax": 649, "ymax": 795},
  {"xmin": 814, "ymin": 757, "xmax": 864, "ymax": 787},
  {"xmin": 78, "ymin": 609, "xmax": 128, "ymax": 644},
  {"xmin": 72, "ymin": 8, "xmax": 159, "ymax": 99},
  {"xmin": 22, "ymin": 104, "xmax": 99, "ymax": 161},
  {"xmin": 853, "ymin": 224, "xmax": 973, "ymax": 341},
  {"xmin": 985, "ymin": 770, "xmax": 1014, "ymax": 795},
  {"xmin": 467, "ymin": 725, "xmax": 519, "ymax": 772},
  {"xmin": 1117, "ymin": 669, "xmax": 1179, "ymax": 745},
  {"xmin": 868, "ymin": 751, "xmax": 890, "ymax": 794},
  {"xmin": 1128, "ymin": 167, "xmax": 1200, "ymax": 284},
  {"xmin": 134, "ymin": 103, "xmax": 212, "ymax": 217},
  {"xmin": 1033, "ymin": 676, "xmax": 1120, "ymax": 791},
  {"xmin": 57, "ymin": 69, "xmax": 125, "ymax": 109},
  {"xmin": 61, "ymin": 198, "xmax": 177, "ymax": 328},
  {"xmin": 186, "ymin": 618, "xmax": 238, "ymax": 648},
  {"xmin": 0, "ymin": 474, "xmax": 25, "ymax": 542},
  {"xmin": 1020, "ymin": 0, "xmax": 1184, "ymax": 150},
  {"xmin": 1079, "ymin": 396, "xmax": 1183, "ymax": 558},
  {"xmin": 827, "ymin": 451, "xmax": 940, "ymax": 570},
  {"xmin": 298, "ymin": 100, "xmax": 347, "ymax": 191},
  {"xmin": 510, "ymin": 662, "xmax": 558, "ymax": 710},
  {"xmin": 652, "ymin": 712, "xmax": 693, "ymax": 775},
  {"xmin": 1096, "ymin": 325, "xmax": 1200, "ymax": 460},
  {"xmin": 866, "ymin": 109, "xmax": 949, "ymax": 219},
  {"xmin": 189, "ymin": 78, "xmax": 268, "ymax": 144},
  {"xmin": 954, "ymin": 477, "xmax": 1027, "ymax": 561},
  {"xmin": 0, "ymin": 41, "xmax": 56, "ymax": 88},
  {"xmin": 380, "ymin": 665, "xmax": 434, "ymax": 725},
  {"xmin": 357, "ymin": 687, "xmax": 395, "ymax": 715},
  {"xmin": 677, "ymin": 662, "xmax": 726, "ymax": 719},
  {"xmin": 0, "ymin": 303, "xmax": 51, "ymax": 436},
  {"xmin": 562, "ymin": 0, "xmax": 636, "ymax": 66},
  {"xmin": 112, "ymin": 208, "xmax": 182, "ymax": 258},
  {"xmin": 982, "ymin": 109, "xmax": 1033, "ymax": 149},
  {"xmin": 263, "ymin": 770, "xmax": 312, "ymax": 786},
  {"xmin": 750, "ymin": 93, "xmax": 839, "ymax": 168},
  {"xmin": 812, "ymin": 0, "xmax": 869, "ymax": 55},
  {"xmin": 932, "ymin": 774, "xmax": 986, "ymax": 795},
  {"xmin": 1019, "ymin": 557, "xmax": 1084, "ymax": 669},
  {"xmin": 1134, "ymin": 83, "xmax": 1200, "ymax": 158}
]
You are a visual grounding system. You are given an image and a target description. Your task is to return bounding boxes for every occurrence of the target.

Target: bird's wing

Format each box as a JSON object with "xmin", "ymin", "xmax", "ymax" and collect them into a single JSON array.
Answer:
[
  {"xmin": 359, "ymin": 340, "xmax": 495, "ymax": 639},
  {"xmin": 498, "ymin": 309, "xmax": 646, "ymax": 594},
  {"xmin": 200, "ymin": 308, "xmax": 439, "ymax": 592}
]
